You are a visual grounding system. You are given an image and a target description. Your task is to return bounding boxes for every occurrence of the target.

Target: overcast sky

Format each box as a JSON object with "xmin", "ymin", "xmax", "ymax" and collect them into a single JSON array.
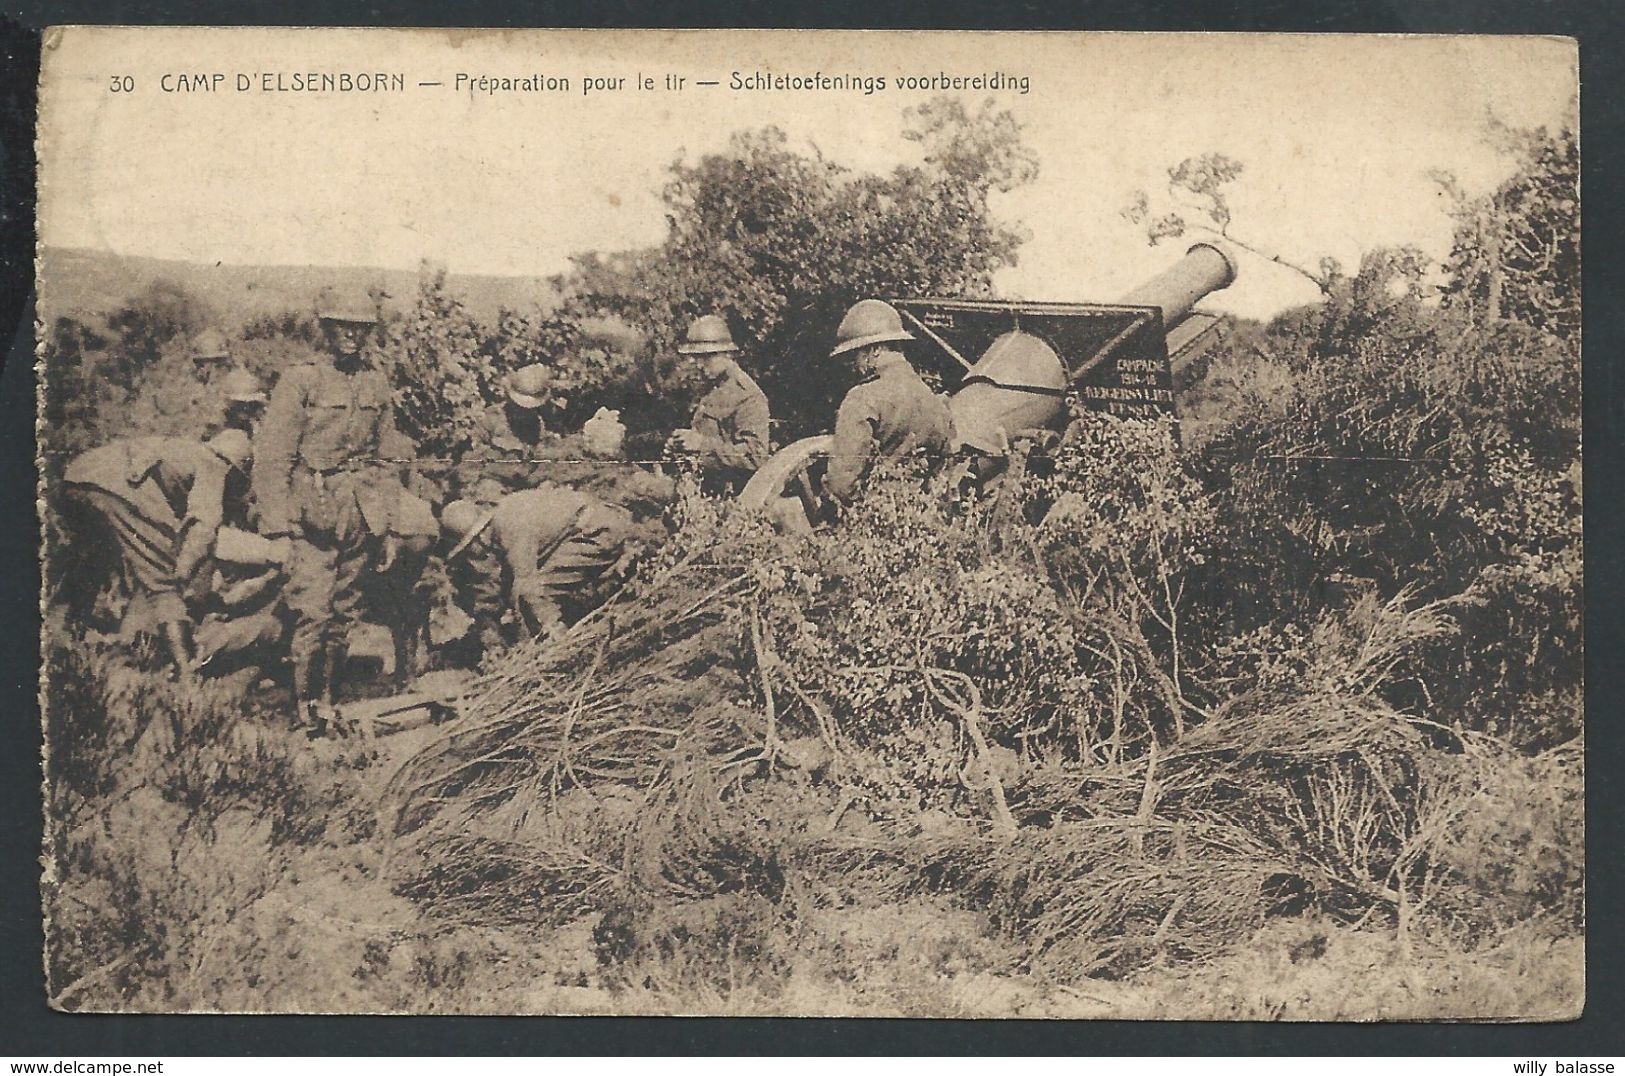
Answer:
[{"xmin": 39, "ymin": 29, "xmax": 1575, "ymax": 320}]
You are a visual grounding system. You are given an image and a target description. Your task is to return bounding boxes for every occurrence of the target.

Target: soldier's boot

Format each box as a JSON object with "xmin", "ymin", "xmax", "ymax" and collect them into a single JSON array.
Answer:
[
  {"xmin": 292, "ymin": 648, "xmax": 330, "ymax": 738},
  {"xmin": 323, "ymin": 639, "xmax": 361, "ymax": 739},
  {"xmin": 162, "ymin": 618, "xmax": 198, "ymax": 684},
  {"xmin": 294, "ymin": 701, "xmax": 326, "ymax": 738},
  {"xmin": 325, "ymin": 639, "xmax": 350, "ymax": 705},
  {"xmin": 391, "ymin": 624, "xmax": 419, "ymax": 691}
]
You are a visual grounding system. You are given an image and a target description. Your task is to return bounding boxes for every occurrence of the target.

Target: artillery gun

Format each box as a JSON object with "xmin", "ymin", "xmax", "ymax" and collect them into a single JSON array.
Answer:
[{"xmin": 740, "ymin": 242, "xmax": 1239, "ymax": 520}]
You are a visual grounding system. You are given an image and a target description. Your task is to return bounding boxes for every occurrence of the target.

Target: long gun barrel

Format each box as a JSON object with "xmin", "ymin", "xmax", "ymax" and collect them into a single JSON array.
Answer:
[{"xmin": 1116, "ymin": 241, "xmax": 1237, "ymax": 328}]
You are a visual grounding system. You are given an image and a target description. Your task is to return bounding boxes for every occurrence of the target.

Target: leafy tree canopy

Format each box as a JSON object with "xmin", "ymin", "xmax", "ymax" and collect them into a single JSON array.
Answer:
[
  {"xmin": 1434, "ymin": 123, "xmax": 1578, "ymax": 341},
  {"xmin": 560, "ymin": 96, "xmax": 1041, "ymax": 440}
]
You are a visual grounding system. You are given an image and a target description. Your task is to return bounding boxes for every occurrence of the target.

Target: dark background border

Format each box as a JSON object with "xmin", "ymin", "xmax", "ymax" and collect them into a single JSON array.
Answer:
[{"xmin": 1, "ymin": 0, "xmax": 1618, "ymax": 1056}]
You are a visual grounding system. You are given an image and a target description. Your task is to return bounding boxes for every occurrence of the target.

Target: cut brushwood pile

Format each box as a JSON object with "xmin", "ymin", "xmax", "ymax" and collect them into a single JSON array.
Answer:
[{"xmin": 382, "ymin": 456, "xmax": 1535, "ymax": 981}]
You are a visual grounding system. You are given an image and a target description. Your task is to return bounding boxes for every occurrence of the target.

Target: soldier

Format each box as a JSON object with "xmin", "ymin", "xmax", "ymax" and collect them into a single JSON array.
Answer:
[
  {"xmin": 196, "ymin": 490, "xmax": 433, "ymax": 686},
  {"xmin": 220, "ymin": 367, "xmax": 269, "ymax": 436},
  {"xmin": 365, "ymin": 461, "xmax": 441, "ymax": 687},
  {"xmin": 666, "ymin": 315, "xmax": 771, "ymax": 494},
  {"xmin": 58, "ymin": 429, "xmax": 254, "ymax": 678},
  {"xmin": 154, "ymin": 328, "xmax": 234, "ymax": 431},
  {"xmin": 440, "ymin": 484, "xmax": 634, "ymax": 657},
  {"xmin": 460, "ymin": 363, "xmax": 556, "ymax": 505},
  {"xmin": 254, "ymin": 294, "xmax": 401, "ymax": 734},
  {"xmin": 824, "ymin": 299, "xmax": 955, "ymax": 506},
  {"xmin": 190, "ymin": 328, "xmax": 230, "ymax": 376}
]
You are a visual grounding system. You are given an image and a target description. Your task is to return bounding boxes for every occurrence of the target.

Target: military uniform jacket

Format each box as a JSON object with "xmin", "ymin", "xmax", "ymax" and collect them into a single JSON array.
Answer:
[
  {"xmin": 690, "ymin": 363, "xmax": 771, "ymax": 485},
  {"xmin": 254, "ymin": 360, "xmax": 397, "ymax": 537},
  {"xmin": 64, "ymin": 436, "xmax": 237, "ymax": 585},
  {"xmin": 491, "ymin": 484, "xmax": 624, "ymax": 571},
  {"xmin": 461, "ymin": 485, "xmax": 630, "ymax": 623},
  {"xmin": 65, "ymin": 436, "xmax": 232, "ymax": 534},
  {"xmin": 461, "ymin": 403, "xmax": 553, "ymax": 504},
  {"xmin": 825, "ymin": 351, "xmax": 955, "ymax": 502}
]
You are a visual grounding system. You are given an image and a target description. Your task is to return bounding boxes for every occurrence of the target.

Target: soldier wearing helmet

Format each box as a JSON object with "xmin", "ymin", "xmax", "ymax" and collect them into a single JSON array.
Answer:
[
  {"xmin": 666, "ymin": 314, "xmax": 771, "ymax": 494},
  {"xmin": 458, "ymin": 363, "xmax": 557, "ymax": 505},
  {"xmin": 220, "ymin": 367, "xmax": 269, "ymax": 435},
  {"xmin": 191, "ymin": 328, "xmax": 230, "ymax": 368},
  {"xmin": 362, "ymin": 426, "xmax": 443, "ymax": 688},
  {"xmin": 824, "ymin": 299, "xmax": 954, "ymax": 505},
  {"xmin": 254, "ymin": 291, "xmax": 401, "ymax": 734},
  {"xmin": 57, "ymin": 429, "xmax": 255, "ymax": 679},
  {"xmin": 153, "ymin": 327, "xmax": 234, "ymax": 429}
]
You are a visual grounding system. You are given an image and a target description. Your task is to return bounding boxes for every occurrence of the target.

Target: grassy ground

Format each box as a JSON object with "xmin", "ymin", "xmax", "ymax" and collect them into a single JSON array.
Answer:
[{"xmin": 43, "ymin": 681, "xmax": 1584, "ymax": 1019}]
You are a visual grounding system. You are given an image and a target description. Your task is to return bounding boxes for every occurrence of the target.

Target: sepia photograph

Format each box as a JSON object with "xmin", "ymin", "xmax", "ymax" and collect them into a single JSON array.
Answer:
[{"xmin": 34, "ymin": 27, "xmax": 1580, "ymax": 1018}]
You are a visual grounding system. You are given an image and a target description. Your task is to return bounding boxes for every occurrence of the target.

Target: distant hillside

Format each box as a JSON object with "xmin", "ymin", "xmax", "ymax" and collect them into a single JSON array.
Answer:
[{"xmin": 37, "ymin": 247, "xmax": 564, "ymax": 328}]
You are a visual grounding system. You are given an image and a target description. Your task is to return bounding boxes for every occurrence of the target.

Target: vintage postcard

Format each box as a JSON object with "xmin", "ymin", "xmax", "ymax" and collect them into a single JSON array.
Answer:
[{"xmin": 35, "ymin": 28, "xmax": 1580, "ymax": 1017}]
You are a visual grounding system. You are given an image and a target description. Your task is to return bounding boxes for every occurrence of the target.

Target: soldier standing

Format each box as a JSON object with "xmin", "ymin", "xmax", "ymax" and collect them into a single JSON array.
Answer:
[
  {"xmin": 459, "ymin": 363, "xmax": 556, "ymax": 504},
  {"xmin": 824, "ymin": 300, "xmax": 955, "ymax": 506},
  {"xmin": 666, "ymin": 315, "xmax": 771, "ymax": 494},
  {"xmin": 366, "ymin": 425, "xmax": 442, "ymax": 687},
  {"xmin": 254, "ymin": 295, "xmax": 400, "ymax": 734},
  {"xmin": 58, "ymin": 429, "xmax": 254, "ymax": 678}
]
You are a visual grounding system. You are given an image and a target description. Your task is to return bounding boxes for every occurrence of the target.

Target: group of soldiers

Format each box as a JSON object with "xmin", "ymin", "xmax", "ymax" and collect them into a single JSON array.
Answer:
[{"xmin": 53, "ymin": 291, "xmax": 956, "ymax": 736}]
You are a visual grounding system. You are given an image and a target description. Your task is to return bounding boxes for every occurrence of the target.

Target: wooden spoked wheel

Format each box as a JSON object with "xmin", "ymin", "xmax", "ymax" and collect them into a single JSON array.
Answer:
[{"xmin": 739, "ymin": 435, "xmax": 835, "ymax": 531}]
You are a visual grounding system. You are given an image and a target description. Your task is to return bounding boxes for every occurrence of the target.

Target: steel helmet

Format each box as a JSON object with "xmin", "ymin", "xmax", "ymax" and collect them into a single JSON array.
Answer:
[
  {"xmin": 316, "ymin": 291, "xmax": 379, "ymax": 325},
  {"xmin": 505, "ymin": 364, "xmax": 553, "ymax": 409},
  {"xmin": 676, "ymin": 315, "xmax": 739, "ymax": 356},
  {"xmin": 441, "ymin": 499, "xmax": 494, "ymax": 560},
  {"xmin": 830, "ymin": 300, "xmax": 913, "ymax": 357},
  {"xmin": 221, "ymin": 368, "xmax": 268, "ymax": 405},
  {"xmin": 191, "ymin": 328, "xmax": 230, "ymax": 362},
  {"xmin": 205, "ymin": 428, "xmax": 253, "ymax": 473}
]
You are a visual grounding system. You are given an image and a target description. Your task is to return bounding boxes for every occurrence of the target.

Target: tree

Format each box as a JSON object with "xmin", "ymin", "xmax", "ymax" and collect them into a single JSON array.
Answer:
[
  {"xmin": 1123, "ymin": 152, "xmax": 1341, "ymax": 292},
  {"xmin": 38, "ymin": 316, "xmax": 112, "ymax": 463},
  {"xmin": 560, "ymin": 96, "xmax": 1041, "ymax": 440},
  {"xmin": 1434, "ymin": 123, "xmax": 1578, "ymax": 340},
  {"xmin": 101, "ymin": 280, "xmax": 210, "ymax": 393},
  {"xmin": 1155, "ymin": 131, "xmax": 1581, "ymax": 748},
  {"xmin": 380, "ymin": 266, "xmax": 494, "ymax": 461}
]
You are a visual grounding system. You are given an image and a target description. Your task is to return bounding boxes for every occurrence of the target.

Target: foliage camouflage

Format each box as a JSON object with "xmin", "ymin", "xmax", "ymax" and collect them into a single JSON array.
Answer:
[{"xmin": 38, "ymin": 110, "xmax": 1581, "ymax": 1013}]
